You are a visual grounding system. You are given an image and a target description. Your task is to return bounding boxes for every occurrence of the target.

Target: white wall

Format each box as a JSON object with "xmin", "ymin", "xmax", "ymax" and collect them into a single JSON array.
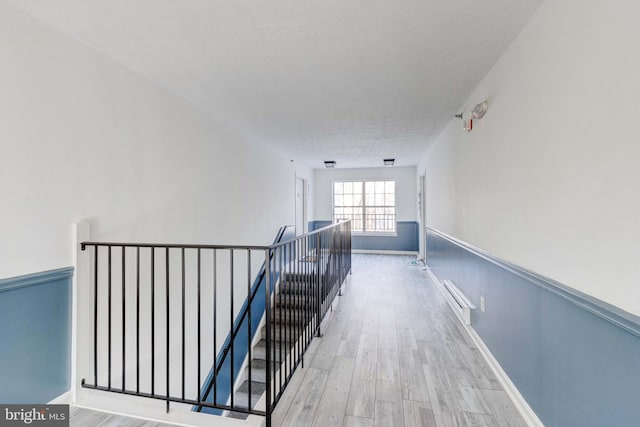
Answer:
[
  {"xmin": 0, "ymin": 3, "xmax": 316, "ymax": 404},
  {"xmin": 314, "ymin": 166, "xmax": 417, "ymax": 222},
  {"xmin": 418, "ymin": 0, "xmax": 640, "ymax": 316},
  {"xmin": 0, "ymin": 2, "xmax": 312, "ymax": 280},
  {"xmin": 416, "ymin": 135, "xmax": 458, "ymax": 237}
]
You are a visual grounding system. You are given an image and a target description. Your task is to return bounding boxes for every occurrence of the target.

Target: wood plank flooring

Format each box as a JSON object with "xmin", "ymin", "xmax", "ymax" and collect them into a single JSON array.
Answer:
[{"xmin": 273, "ymin": 254, "xmax": 526, "ymax": 427}]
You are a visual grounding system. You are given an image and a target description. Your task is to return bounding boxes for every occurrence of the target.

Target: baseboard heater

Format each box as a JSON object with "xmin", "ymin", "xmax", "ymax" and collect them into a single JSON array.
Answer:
[{"xmin": 441, "ymin": 279, "xmax": 475, "ymax": 325}]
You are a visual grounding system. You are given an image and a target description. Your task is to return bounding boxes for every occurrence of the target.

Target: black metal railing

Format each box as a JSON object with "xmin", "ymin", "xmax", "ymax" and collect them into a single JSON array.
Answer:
[{"xmin": 80, "ymin": 220, "xmax": 351, "ymax": 426}]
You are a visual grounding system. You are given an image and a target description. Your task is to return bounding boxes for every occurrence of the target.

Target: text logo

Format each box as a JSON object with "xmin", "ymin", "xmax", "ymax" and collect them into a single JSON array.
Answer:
[{"xmin": 0, "ymin": 405, "xmax": 68, "ymax": 427}]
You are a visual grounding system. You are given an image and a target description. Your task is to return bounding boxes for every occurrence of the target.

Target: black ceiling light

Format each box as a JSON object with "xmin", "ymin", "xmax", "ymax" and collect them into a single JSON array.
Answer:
[
  {"xmin": 324, "ymin": 161, "xmax": 336, "ymax": 168},
  {"xmin": 383, "ymin": 158, "xmax": 395, "ymax": 166}
]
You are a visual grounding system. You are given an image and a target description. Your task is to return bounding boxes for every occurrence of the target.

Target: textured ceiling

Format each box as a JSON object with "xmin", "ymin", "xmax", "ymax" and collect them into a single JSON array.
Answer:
[{"xmin": 8, "ymin": 0, "xmax": 542, "ymax": 168}]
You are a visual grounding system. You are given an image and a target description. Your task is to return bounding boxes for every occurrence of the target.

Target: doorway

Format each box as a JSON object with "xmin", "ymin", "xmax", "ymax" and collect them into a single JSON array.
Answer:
[
  {"xmin": 418, "ymin": 174, "xmax": 427, "ymax": 261},
  {"xmin": 295, "ymin": 176, "xmax": 307, "ymax": 236}
]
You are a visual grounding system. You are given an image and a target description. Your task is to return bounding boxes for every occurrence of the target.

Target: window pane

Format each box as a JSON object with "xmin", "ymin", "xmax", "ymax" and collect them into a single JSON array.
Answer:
[
  {"xmin": 385, "ymin": 181, "xmax": 395, "ymax": 193},
  {"xmin": 344, "ymin": 181, "xmax": 353, "ymax": 193},
  {"xmin": 334, "ymin": 182, "xmax": 343, "ymax": 195},
  {"xmin": 365, "ymin": 192, "xmax": 374, "ymax": 205},
  {"xmin": 365, "ymin": 181, "xmax": 374, "ymax": 194},
  {"xmin": 334, "ymin": 179, "xmax": 395, "ymax": 233}
]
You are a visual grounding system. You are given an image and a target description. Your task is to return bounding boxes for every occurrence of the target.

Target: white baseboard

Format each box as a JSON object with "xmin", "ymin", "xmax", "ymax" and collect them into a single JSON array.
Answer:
[
  {"xmin": 48, "ymin": 390, "xmax": 73, "ymax": 404},
  {"xmin": 352, "ymin": 249, "xmax": 418, "ymax": 256},
  {"xmin": 425, "ymin": 267, "xmax": 544, "ymax": 427}
]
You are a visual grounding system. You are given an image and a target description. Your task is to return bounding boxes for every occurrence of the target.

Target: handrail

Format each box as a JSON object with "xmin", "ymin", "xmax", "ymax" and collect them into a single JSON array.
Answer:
[
  {"xmin": 267, "ymin": 220, "xmax": 348, "ymax": 249},
  {"xmin": 79, "ymin": 220, "xmax": 348, "ymax": 252},
  {"xmin": 79, "ymin": 220, "xmax": 351, "ymax": 425},
  {"xmin": 80, "ymin": 242, "xmax": 270, "ymax": 251}
]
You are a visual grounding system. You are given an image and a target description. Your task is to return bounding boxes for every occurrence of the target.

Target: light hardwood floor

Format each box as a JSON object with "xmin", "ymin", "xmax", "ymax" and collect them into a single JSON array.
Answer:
[
  {"xmin": 70, "ymin": 255, "xmax": 525, "ymax": 427},
  {"xmin": 272, "ymin": 254, "xmax": 526, "ymax": 427}
]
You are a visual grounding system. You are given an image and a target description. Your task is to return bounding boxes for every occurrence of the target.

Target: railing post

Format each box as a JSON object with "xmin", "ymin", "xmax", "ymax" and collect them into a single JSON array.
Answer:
[
  {"xmin": 348, "ymin": 221, "xmax": 352, "ymax": 274},
  {"xmin": 338, "ymin": 226, "xmax": 343, "ymax": 296},
  {"xmin": 315, "ymin": 232, "xmax": 322, "ymax": 337},
  {"xmin": 264, "ymin": 248, "xmax": 272, "ymax": 427}
]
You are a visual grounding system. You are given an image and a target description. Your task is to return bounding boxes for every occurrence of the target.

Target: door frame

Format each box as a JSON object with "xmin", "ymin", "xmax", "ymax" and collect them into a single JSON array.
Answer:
[
  {"xmin": 418, "ymin": 173, "xmax": 427, "ymax": 261},
  {"xmin": 295, "ymin": 174, "xmax": 308, "ymax": 235}
]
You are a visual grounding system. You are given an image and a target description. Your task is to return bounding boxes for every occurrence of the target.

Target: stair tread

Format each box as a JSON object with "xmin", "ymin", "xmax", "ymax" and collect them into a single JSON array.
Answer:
[
  {"xmin": 244, "ymin": 358, "xmax": 278, "ymax": 383},
  {"xmin": 271, "ymin": 309, "xmax": 309, "ymax": 319},
  {"xmin": 226, "ymin": 411, "xmax": 249, "ymax": 420},
  {"xmin": 253, "ymin": 339, "xmax": 286, "ymax": 361},
  {"xmin": 261, "ymin": 324, "xmax": 298, "ymax": 342},
  {"xmin": 279, "ymin": 282, "xmax": 314, "ymax": 295},
  {"xmin": 248, "ymin": 358, "xmax": 277, "ymax": 369},
  {"xmin": 236, "ymin": 380, "xmax": 267, "ymax": 395},
  {"xmin": 274, "ymin": 295, "xmax": 315, "ymax": 305}
]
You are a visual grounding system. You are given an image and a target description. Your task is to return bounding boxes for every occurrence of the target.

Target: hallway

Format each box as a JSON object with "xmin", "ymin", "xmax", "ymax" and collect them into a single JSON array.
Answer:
[{"xmin": 272, "ymin": 254, "xmax": 525, "ymax": 427}]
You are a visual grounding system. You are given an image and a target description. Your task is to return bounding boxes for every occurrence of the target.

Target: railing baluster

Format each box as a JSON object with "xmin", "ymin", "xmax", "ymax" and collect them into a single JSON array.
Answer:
[
  {"xmin": 136, "ymin": 246, "xmax": 140, "ymax": 394},
  {"xmin": 122, "ymin": 246, "xmax": 126, "ymax": 391},
  {"xmin": 284, "ymin": 243, "xmax": 298, "ymax": 378},
  {"xmin": 93, "ymin": 245, "xmax": 98, "ymax": 387},
  {"xmin": 151, "ymin": 247, "xmax": 155, "ymax": 395},
  {"xmin": 316, "ymin": 234, "xmax": 321, "ymax": 337},
  {"xmin": 297, "ymin": 240, "xmax": 301, "ymax": 364},
  {"xmin": 264, "ymin": 248, "xmax": 272, "ymax": 427},
  {"xmin": 213, "ymin": 248, "xmax": 217, "ymax": 405},
  {"xmin": 279, "ymin": 244, "xmax": 283, "ymax": 392},
  {"xmin": 197, "ymin": 248, "xmax": 201, "ymax": 404},
  {"xmin": 166, "ymin": 247, "xmax": 170, "ymax": 413},
  {"xmin": 230, "ymin": 249, "xmax": 235, "ymax": 409},
  {"xmin": 181, "ymin": 247, "xmax": 185, "ymax": 401},
  {"xmin": 247, "ymin": 249, "xmax": 252, "ymax": 409},
  {"xmin": 108, "ymin": 245, "xmax": 112, "ymax": 390},
  {"xmin": 304, "ymin": 236, "xmax": 312, "ymax": 350},
  {"xmin": 283, "ymin": 243, "xmax": 288, "ymax": 382}
]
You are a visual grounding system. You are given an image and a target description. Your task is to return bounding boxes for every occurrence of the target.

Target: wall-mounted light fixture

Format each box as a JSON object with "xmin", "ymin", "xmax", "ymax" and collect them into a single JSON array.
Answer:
[
  {"xmin": 383, "ymin": 158, "xmax": 395, "ymax": 166},
  {"xmin": 471, "ymin": 101, "xmax": 488, "ymax": 119},
  {"xmin": 455, "ymin": 100, "xmax": 488, "ymax": 133},
  {"xmin": 324, "ymin": 160, "xmax": 336, "ymax": 168}
]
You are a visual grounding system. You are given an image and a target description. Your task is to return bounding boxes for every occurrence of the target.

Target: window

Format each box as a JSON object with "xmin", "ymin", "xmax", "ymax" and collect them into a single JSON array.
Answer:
[{"xmin": 333, "ymin": 180, "xmax": 396, "ymax": 233}]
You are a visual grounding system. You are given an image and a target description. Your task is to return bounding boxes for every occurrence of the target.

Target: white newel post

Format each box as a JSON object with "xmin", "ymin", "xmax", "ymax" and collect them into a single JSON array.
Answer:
[{"xmin": 72, "ymin": 220, "xmax": 92, "ymax": 404}]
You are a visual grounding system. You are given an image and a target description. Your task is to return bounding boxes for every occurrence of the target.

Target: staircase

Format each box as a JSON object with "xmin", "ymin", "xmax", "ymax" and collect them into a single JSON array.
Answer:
[
  {"xmin": 227, "ymin": 270, "xmax": 316, "ymax": 419},
  {"xmin": 80, "ymin": 221, "xmax": 351, "ymax": 427}
]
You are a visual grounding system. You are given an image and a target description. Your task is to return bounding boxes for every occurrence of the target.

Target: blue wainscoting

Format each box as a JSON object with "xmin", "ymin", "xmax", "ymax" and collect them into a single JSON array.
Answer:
[
  {"xmin": 0, "ymin": 267, "xmax": 74, "ymax": 403},
  {"xmin": 309, "ymin": 221, "xmax": 418, "ymax": 252},
  {"xmin": 426, "ymin": 228, "xmax": 640, "ymax": 427}
]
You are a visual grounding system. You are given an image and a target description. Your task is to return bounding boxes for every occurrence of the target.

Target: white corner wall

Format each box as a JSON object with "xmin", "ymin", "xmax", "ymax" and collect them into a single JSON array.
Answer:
[
  {"xmin": 0, "ymin": 3, "xmax": 313, "ymax": 280},
  {"xmin": 418, "ymin": 0, "xmax": 640, "ymax": 315},
  {"xmin": 314, "ymin": 166, "xmax": 417, "ymax": 222}
]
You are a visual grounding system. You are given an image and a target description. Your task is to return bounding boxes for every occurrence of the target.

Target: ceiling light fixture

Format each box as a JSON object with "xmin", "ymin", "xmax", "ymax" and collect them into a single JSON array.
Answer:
[
  {"xmin": 383, "ymin": 158, "xmax": 395, "ymax": 166},
  {"xmin": 324, "ymin": 161, "xmax": 336, "ymax": 168}
]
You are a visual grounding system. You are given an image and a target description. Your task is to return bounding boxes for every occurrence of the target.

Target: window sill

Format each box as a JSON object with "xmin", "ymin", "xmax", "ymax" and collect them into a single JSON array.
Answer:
[{"xmin": 352, "ymin": 232, "xmax": 398, "ymax": 237}]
